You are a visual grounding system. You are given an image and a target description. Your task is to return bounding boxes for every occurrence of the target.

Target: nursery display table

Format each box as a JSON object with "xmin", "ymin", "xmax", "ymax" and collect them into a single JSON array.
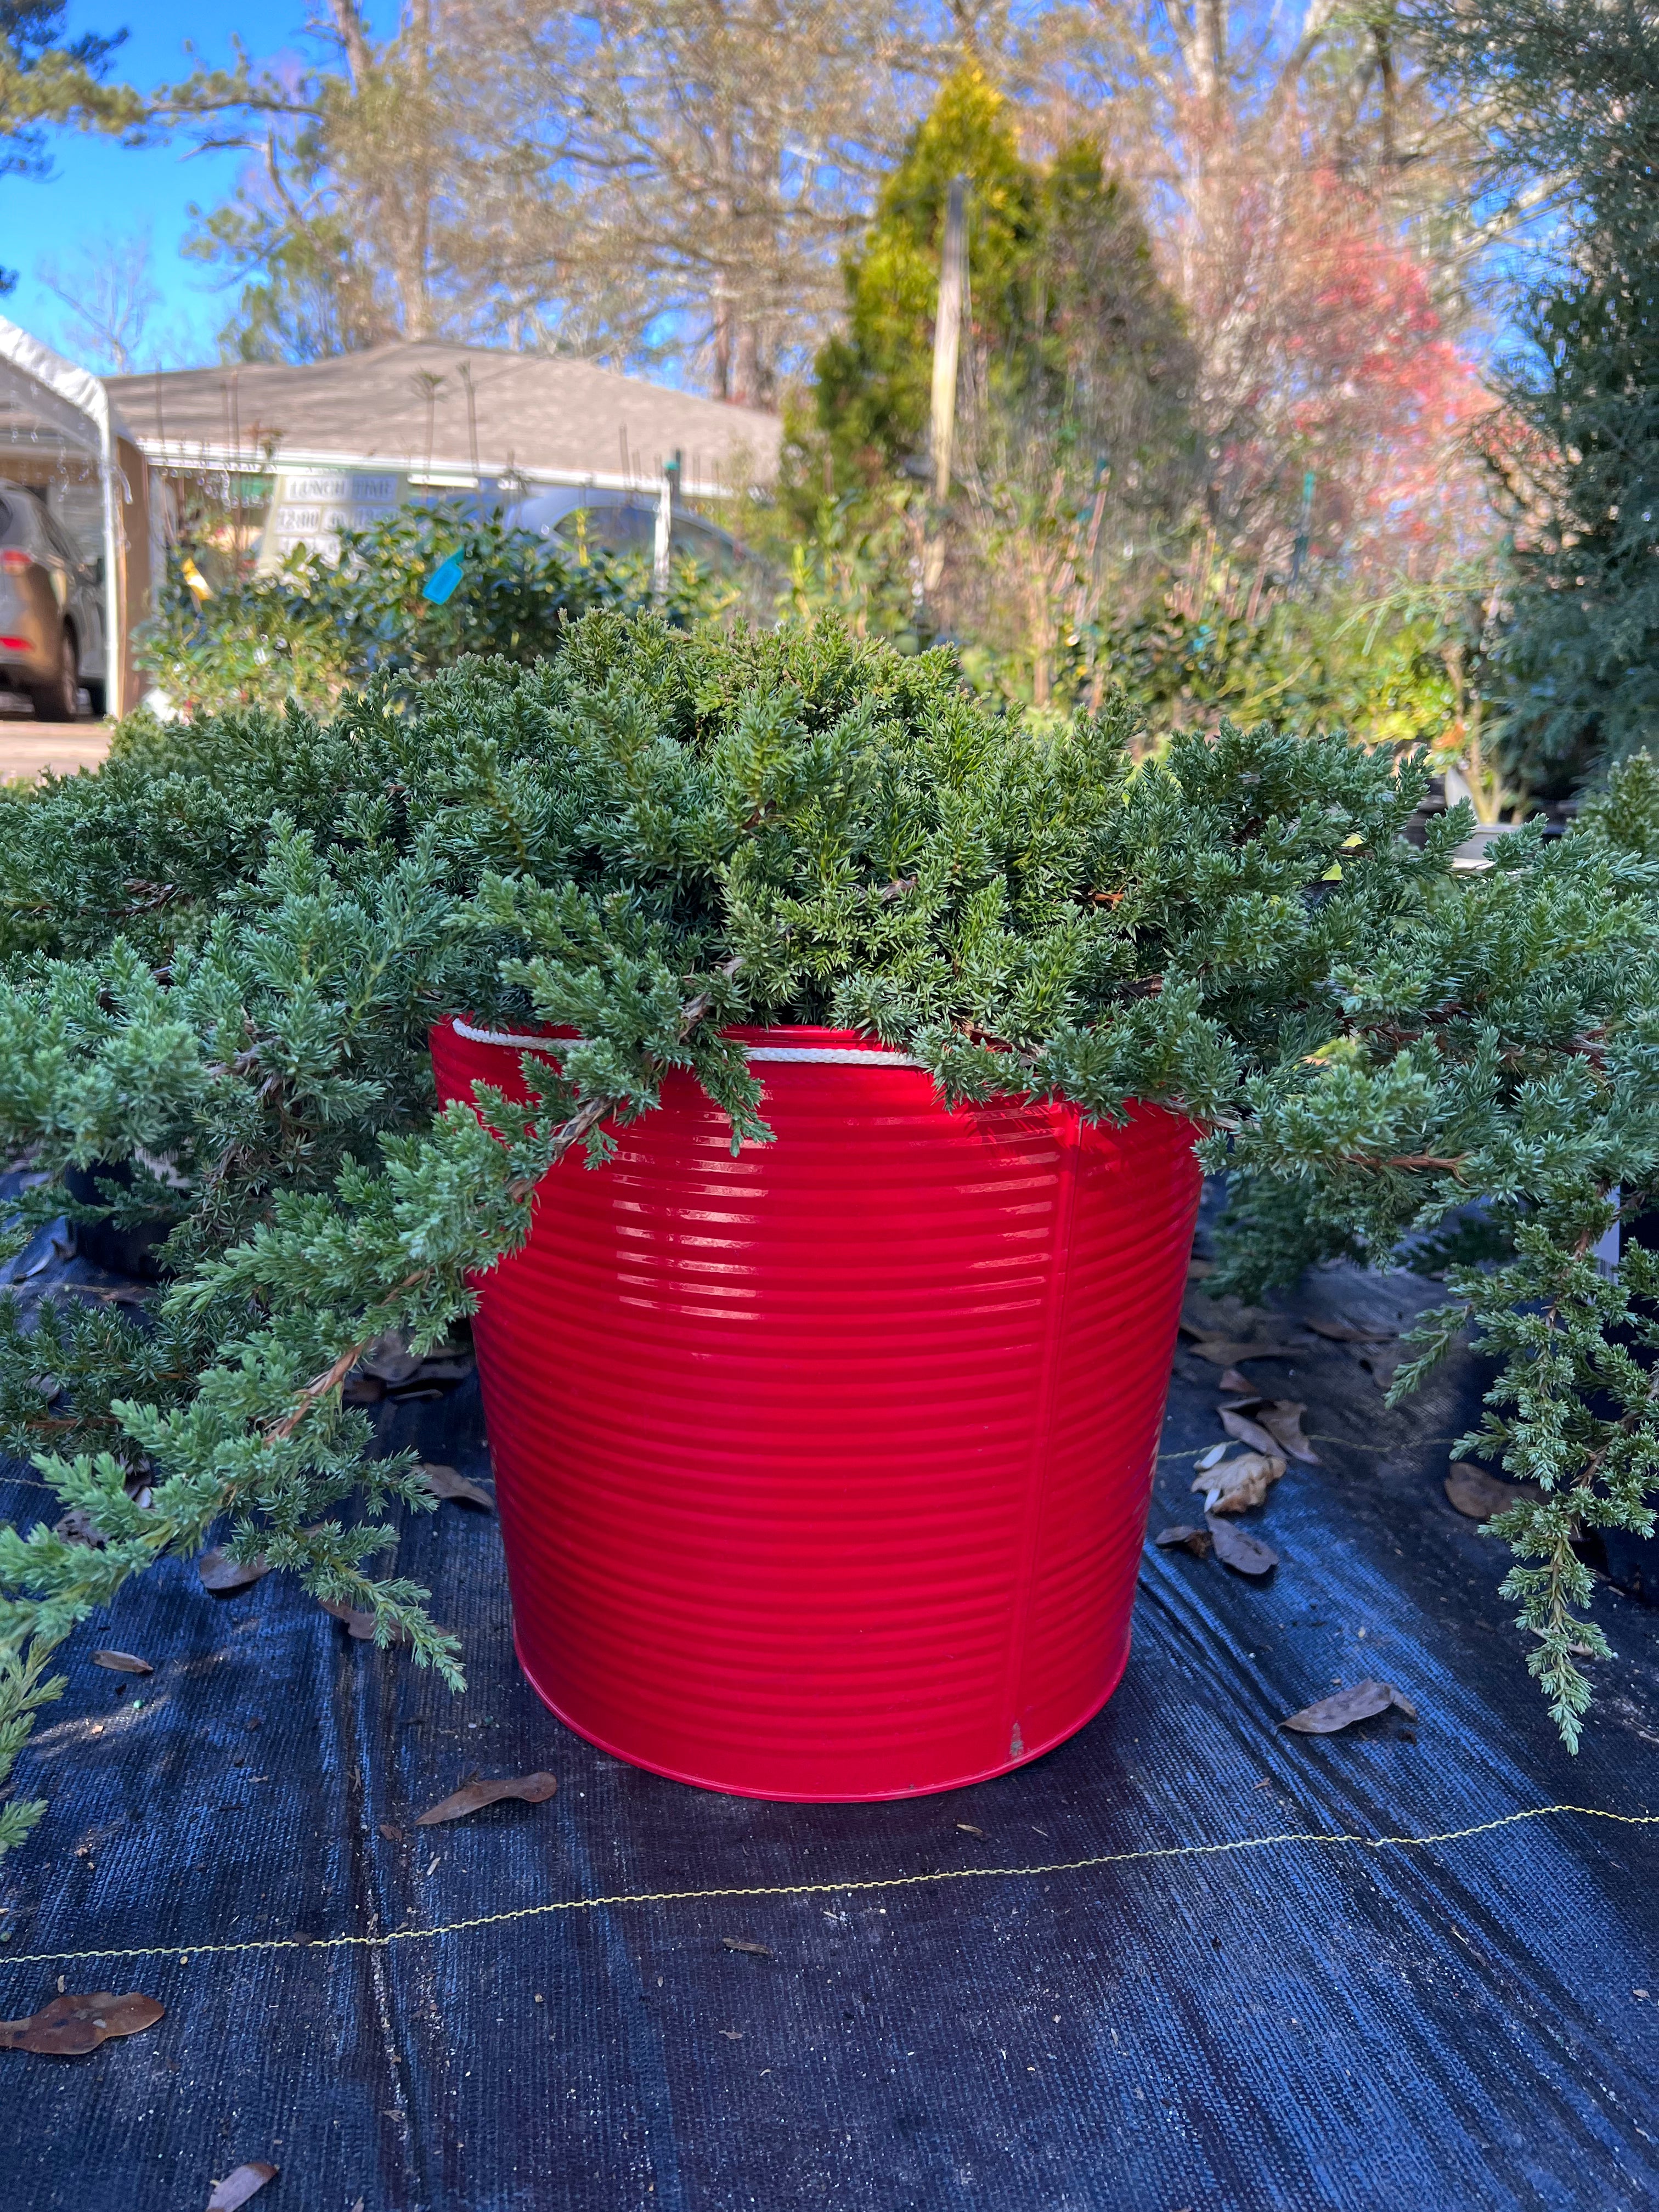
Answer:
[{"xmin": 2, "ymin": 1193, "xmax": 1656, "ymax": 2212}]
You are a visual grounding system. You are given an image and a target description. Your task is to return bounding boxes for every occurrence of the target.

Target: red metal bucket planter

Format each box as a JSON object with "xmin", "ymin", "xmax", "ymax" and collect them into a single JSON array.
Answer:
[{"xmin": 431, "ymin": 1018, "xmax": 1201, "ymax": 1802}]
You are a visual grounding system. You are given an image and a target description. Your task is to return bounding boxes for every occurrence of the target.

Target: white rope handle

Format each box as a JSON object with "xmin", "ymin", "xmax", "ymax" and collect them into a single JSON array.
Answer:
[{"xmin": 449, "ymin": 1017, "xmax": 923, "ymax": 1070}]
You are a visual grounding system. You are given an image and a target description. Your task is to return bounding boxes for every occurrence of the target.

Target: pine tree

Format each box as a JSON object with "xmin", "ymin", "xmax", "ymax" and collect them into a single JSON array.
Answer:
[
  {"xmin": 1, "ymin": 614, "xmax": 1657, "ymax": 1855},
  {"xmin": 0, "ymin": 2, "xmax": 141, "ymax": 296}
]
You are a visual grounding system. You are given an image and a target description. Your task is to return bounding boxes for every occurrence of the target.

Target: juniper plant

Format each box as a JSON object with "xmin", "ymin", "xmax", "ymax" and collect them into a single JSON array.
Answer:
[{"xmin": 0, "ymin": 613, "xmax": 1656, "ymax": 1855}]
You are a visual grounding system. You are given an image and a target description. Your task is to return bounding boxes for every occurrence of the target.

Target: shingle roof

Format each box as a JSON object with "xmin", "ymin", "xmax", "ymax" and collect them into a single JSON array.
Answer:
[{"xmin": 105, "ymin": 341, "xmax": 781, "ymax": 493}]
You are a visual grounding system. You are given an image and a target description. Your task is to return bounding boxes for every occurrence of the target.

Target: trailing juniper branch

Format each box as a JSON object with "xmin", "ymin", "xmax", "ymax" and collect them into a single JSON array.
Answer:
[{"xmin": 1, "ymin": 614, "xmax": 1657, "ymax": 1852}]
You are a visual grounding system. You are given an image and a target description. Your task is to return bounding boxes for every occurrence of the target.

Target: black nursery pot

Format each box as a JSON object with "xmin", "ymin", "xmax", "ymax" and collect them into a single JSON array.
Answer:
[{"xmin": 61, "ymin": 1162, "xmax": 173, "ymax": 1283}]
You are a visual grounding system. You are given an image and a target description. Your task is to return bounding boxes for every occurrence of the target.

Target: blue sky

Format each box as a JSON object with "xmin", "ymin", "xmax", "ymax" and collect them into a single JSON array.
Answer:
[{"xmin": 2, "ymin": 3, "xmax": 397, "ymax": 368}]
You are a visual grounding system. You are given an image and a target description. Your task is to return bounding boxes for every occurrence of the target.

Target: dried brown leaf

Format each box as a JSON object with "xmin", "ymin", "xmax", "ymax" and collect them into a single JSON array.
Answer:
[
  {"xmin": 1217, "ymin": 1367, "xmax": 1254, "ymax": 1393},
  {"xmin": 1220, "ymin": 1407, "xmax": 1282, "ymax": 1457},
  {"xmin": 319, "ymin": 1600, "xmax": 410, "ymax": 1645},
  {"xmin": 0, "ymin": 1990, "xmax": 164, "ymax": 2056},
  {"xmin": 1252, "ymin": 1401, "xmax": 1321, "ymax": 1466},
  {"xmin": 721, "ymin": 1936, "xmax": 774, "ymax": 1958},
  {"xmin": 404, "ymin": 1355, "xmax": 474, "ymax": 1386},
  {"xmin": 1186, "ymin": 1257, "xmax": 1215, "ymax": 1280},
  {"xmin": 1279, "ymin": 1680, "xmax": 1405, "ymax": 1734},
  {"xmin": 955, "ymin": 1821, "xmax": 986, "ymax": 1837},
  {"xmin": 1181, "ymin": 1289, "xmax": 1277, "ymax": 1336},
  {"xmin": 358, "ymin": 1330, "xmax": 424, "ymax": 1386},
  {"xmin": 198, "ymin": 1548, "xmax": 268, "ymax": 1593},
  {"xmin": 1192, "ymin": 1450, "xmax": 1285, "ymax": 1514},
  {"xmin": 1187, "ymin": 1338, "xmax": 1306, "ymax": 1368},
  {"xmin": 414, "ymin": 1771, "xmax": 557, "ymax": 1825},
  {"xmin": 206, "ymin": 2162, "xmax": 279, "ymax": 2210},
  {"xmin": 417, "ymin": 1462, "xmax": 495, "ymax": 1511},
  {"xmin": 377, "ymin": 1822, "xmax": 403, "ymax": 1842},
  {"xmin": 1205, "ymin": 1516, "xmax": 1278, "ymax": 1577},
  {"xmin": 1153, "ymin": 1523, "xmax": 1213, "ymax": 1558},
  {"xmin": 91, "ymin": 1649, "xmax": 152, "ymax": 1676},
  {"xmin": 52, "ymin": 1507, "xmax": 105, "ymax": 1549},
  {"xmin": 1304, "ymin": 1317, "xmax": 1395, "ymax": 1344},
  {"xmin": 1444, "ymin": 1463, "xmax": 1539, "ymax": 1521}
]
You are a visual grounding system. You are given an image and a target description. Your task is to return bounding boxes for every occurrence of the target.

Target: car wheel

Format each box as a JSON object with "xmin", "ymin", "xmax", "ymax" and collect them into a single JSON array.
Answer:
[{"xmin": 29, "ymin": 628, "xmax": 80, "ymax": 721}]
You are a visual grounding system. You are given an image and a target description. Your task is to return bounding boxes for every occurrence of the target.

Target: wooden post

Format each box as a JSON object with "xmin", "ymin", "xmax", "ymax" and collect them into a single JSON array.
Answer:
[{"xmin": 929, "ymin": 176, "xmax": 968, "ymax": 502}]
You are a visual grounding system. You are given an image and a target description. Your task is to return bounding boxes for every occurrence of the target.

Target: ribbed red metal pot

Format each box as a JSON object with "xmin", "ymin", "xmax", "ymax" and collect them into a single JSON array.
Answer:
[{"xmin": 431, "ymin": 1018, "xmax": 1201, "ymax": 1801}]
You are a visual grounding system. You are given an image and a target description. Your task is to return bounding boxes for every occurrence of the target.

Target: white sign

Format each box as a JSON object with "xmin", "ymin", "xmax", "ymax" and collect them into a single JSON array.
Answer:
[{"xmin": 257, "ymin": 471, "xmax": 406, "ymax": 571}]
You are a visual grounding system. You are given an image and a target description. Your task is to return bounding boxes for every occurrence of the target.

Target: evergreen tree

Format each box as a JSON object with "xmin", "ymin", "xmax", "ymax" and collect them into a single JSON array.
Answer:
[
  {"xmin": 0, "ymin": 2, "xmax": 139, "ymax": 295},
  {"xmin": 1420, "ymin": 0, "xmax": 1659, "ymax": 790},
  {"xmin": 808, "ymin": 65, "xmax": 1194, "ymax": 498}
]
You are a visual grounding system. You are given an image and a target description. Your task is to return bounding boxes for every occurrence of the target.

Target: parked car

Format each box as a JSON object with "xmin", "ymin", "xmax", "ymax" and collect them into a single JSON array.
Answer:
[{"xmin": 0, "ymin": 479, "xmax": 106, "ymax": 718}]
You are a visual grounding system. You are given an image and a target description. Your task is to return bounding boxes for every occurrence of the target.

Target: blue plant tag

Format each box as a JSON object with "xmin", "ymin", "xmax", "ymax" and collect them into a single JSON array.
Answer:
[{"xmin": 422, "ymin": 550, "xmax": 465, "ymax": 604}]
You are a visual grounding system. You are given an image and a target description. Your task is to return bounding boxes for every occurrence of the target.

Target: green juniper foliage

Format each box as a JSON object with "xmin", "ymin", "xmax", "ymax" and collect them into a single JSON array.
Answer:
[
  {"xmin": 1, "ymin": 614, "xmax": 1657, "ymax": 1856},
  {"xmin": 1418, "ymin": 0, "xmax": 1659, "ymax": 791}
]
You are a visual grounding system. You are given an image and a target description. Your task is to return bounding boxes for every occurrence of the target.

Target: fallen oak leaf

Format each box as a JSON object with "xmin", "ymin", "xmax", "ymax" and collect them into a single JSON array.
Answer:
[
  {"xmin": 1186, "ymin": 1338, "xmax": 1307, "ymax": 1367},
  {"xmin": 1251, "ymin": 1400, "xmax": 1321, "ymax": 1466},
  {"xmin": 198, "ymin": 1548, "xmax": 268, "ymax": 1593},
  {"xmin": 53, "ymin": 1506, "xmax": 105, "ymax": 1549},
  {"xmin": 417, "ymin": 1462, "xmax": 495, "ymax": 1511},
  {"xmin": 1445, "ymin": 1463, "xmax": 1541, "ymax": 1521},
  {"xmin": 1154, "ymin": 1524, "xmax": 1213, "ymax": 1558},
  {"xmin": 1217, "ymin": 1368, "xmax": 1254, "ymax": 1393},
  {"xmin": 357, "ymin": 1330, "xmax": 424, "ymax": 1386},
  {"xmin": 0, "ymin": 1990, "xmax": 164, "ymax": 2056},
  {"xmin": 1181, "ymin": 1289, "xmax": 1277, "ymax": 1334},
  {"xmin": 1192, "ymin": 1450, "xmax": 1285, "ymax": 1514},
  {"xmin": 91, "ymin": 1650, "xmax": 152, "ymax": 1675},
  {"xmin": 1279, "ymin": 1681, "xmax": 1409, "ymax": 1735},
  {"xmin": 206, "ymin": 2161, "xmax": 279, "ymax": 2210},
  {"xmin": 319, "ymin": 1600, "xmax": 411, "ymax": 1645},
  {"xmin": 721, "ymin": 1936, "xmax": 774, "ymax": 1958},
  {"xmin": 1302, "ymin": 1317, "xmax": 1395, "ymax": 1345},
  {"xmin": 1220, "ymin": 1407, "xmax": 1282, "ymax": 1457},
  {"xmin": 415, "ymin": 1771, "xmax": 557, "ymax": 1825},
  {"xmin": 399, "ymin": 1353, "xmax": 474, "ymax": 1386},
  {"xmin": 1205, "ymin": 1516, "xmax": 1278, "ymax": 1578}
]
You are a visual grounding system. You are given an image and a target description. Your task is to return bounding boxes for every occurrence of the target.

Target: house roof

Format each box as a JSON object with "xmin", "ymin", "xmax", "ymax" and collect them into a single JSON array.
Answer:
[{"xmin": 105, "ymin": 342, "xmax": 781, "ymax": 495}]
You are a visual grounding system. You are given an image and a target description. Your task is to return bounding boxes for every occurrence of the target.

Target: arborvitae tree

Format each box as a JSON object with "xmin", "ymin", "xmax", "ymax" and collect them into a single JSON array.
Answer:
[
  {"xmin": 1, "ymin": 614, "xmax": 1657, "ymax": 1857},
  {"xmin": 806, "ymin": 65, "xmax": 1195, "ymax": 498},
  {"xmin": 1420, "ymin": 0, "xmax": 1659, "ymax": 791}
]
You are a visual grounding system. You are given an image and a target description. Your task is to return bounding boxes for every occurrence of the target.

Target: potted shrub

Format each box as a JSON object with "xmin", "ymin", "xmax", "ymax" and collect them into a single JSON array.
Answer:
[{"xmin": 0, "ymin": 615, "xmax": 1655, "ymax": 1847}]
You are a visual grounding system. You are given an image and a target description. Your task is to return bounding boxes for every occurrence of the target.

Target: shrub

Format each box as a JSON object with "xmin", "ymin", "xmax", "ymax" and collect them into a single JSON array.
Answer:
[
  {"xmin": 0, "ymin": 613, "xmax": 1655, "ymax": 1855},
  {"xmin": 136, "ymin": 500, "xmax": 733, "ymax": 719}
]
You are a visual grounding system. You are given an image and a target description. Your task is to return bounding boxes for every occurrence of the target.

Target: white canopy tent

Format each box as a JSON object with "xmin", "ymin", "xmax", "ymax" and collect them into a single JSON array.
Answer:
[{"xmin": 0, "ymin": 314, "xmax": 153, "ymax": 716}]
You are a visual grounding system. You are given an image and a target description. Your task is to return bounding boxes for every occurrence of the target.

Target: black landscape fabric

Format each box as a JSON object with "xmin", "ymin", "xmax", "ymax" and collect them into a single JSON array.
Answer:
[{"xmin": 2, "ymin": 1213, "xmax": 1657, "ymax": 2211}]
